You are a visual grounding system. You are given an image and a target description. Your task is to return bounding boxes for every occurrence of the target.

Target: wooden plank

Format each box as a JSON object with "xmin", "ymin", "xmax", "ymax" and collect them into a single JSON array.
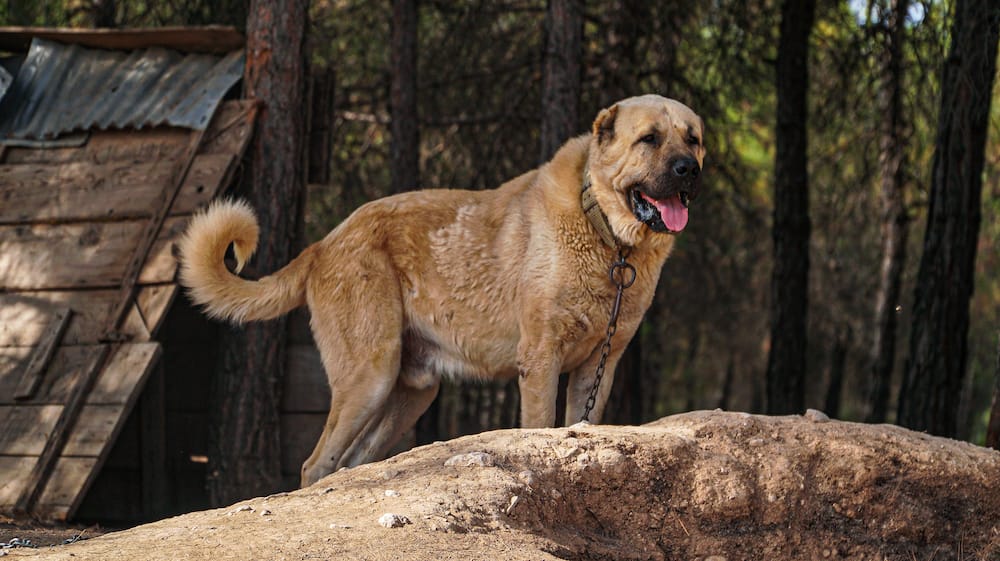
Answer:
[
  {"xmin": 87, "ymin": 343, "xmax": 161, "ymax": 406},
  {"xmin": 136, "ymin": 284, "xmax": 178, "ymax": 337},
  {"xmin": 52, "ymin": 343, "xmax": 161, "ymax": 520},
  {"xmin": 0, "ymin": 456, "xmax": 37, "ymax": 508},
  {"xmin": 38, "ymin": 456, "xmax": 99, "ymax": 516},
  {"xmin": 0, "ymin": 404, "xmax": 127, "ymax": 456},
  {"xmin": 3, "ymin": 101, "xmax": 252, "ymax": 166},
  {"xmin": 0, "ymin": 346, "xmax": 105, "ymax": 405},
  {"xmin": 14, "ymin": 307, "xmax": 72, "ymax": 400},
  {"xmin": 5, "ymin": 129, "xmax": 189, "ymax": 166},
  {"xmin": 0, "ymin": 26, "xmax": 244, "ymax": 55},
  {"xmin": 0, "ymin": 154, "xmax": 233, "ymax": 225},
  {"xmin": 0, "ymin": 405, "xmax": 62, "ymax": 455},
  {"xmin": 0, "ymin": 291, "xmax": 158, "ymax": 346},
  {"xmin": 0, "ymin": 217, "xmax": 188, "ymax": 290},
  {"xmin": 198, "ymin": 100, "xmax": 258, "ymax": 159},
  {"xmin": 61, "ymin": 404, "xmax": 126, "ymax": 457},
  {"xmin": 103, "ymin": 129, "xmax": 206, "ymax": 341},
  {"xmin": 14, "ymin": 343, "xmax": 110, "ymax": 513}
]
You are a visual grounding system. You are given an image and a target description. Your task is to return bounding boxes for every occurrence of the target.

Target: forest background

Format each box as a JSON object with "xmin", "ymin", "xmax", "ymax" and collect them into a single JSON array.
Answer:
[{"xmin": 2, "ymin": 0, "xmax": 998, "ymax": 450}]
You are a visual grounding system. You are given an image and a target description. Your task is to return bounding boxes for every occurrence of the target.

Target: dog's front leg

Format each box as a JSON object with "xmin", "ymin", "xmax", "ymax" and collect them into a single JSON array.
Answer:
[
  {"xmin": 517, "ymin": 336, "xmax": 563, "ymax": 428},
  {"xmin": 564, "ymin": 324, "xmax": 639, "ymax": 425}
]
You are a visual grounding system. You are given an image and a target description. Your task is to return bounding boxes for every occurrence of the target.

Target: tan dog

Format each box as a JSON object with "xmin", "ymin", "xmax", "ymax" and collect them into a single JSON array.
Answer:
[{"xmin": 178, "ymin": 94, "xmax": 705, "ymax": 486}]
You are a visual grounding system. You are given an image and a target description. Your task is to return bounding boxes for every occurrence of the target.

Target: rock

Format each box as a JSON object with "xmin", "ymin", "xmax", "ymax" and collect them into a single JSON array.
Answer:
[
  {"xmin": 444, "ymin": 451, "xmax": 495, "ymax": 467},
  {"xmin": 804, "ymin": 409, "xmax": 830, "ymax": 422},
  {"xmin": 378, "ymin": 513, "xmax": 412, "ymax": 528}
]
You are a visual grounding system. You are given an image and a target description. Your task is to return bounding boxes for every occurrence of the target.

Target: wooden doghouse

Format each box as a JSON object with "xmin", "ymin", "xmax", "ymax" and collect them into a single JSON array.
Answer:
[{"xmin": 0, "ymin": 27, "xmax": 328, "ymax": 523}]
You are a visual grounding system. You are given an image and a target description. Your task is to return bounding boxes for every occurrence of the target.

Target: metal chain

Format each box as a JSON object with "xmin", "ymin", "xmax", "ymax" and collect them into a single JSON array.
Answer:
[{"xmin": 581, "ymin": 248, "xmax": 636, "ymax": 422}]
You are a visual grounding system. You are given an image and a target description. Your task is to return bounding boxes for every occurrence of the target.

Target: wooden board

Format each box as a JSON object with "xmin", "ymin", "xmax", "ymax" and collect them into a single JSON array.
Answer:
[
  {"xmin": 0, "ymin": 26, "xmax": 244, "ymax": 55},
  {"xmin": 0, "ymin": 346, "xmax": 104, "ymax": 405},
  {"xmin": 0, "ymin": 343, "xmax": 160, "ymax": 518},
  {"xmin": 0, "ymin": 154, "xmax": 234, "ymax": 225},
  {"xmin": 0, "ymin": 286, "xmax": 173, "ymax": 346},
  {"xmin": 3, "ymin": 100, "xmax": 256, "ymax": 166},
  {"xmin": 0, "ymin": 217, "xmax": 188, "ymax": 290}
]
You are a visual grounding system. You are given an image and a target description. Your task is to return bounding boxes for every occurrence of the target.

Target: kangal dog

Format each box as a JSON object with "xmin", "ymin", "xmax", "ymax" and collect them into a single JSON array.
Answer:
[{"xmin": 178, "ymin": 94, "xmax": 705, "ymax": 486}]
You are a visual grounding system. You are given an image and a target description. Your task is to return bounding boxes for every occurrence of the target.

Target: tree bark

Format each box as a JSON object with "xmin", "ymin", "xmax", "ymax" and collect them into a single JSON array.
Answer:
[
  {"xmin": 540, "ymin": 0, "xmax": 582, "ymax": 164},
  {"xmin": 390, "ymin": 0, "xmax": 420, "ymax": 193},
  {"xmin": 766, "ymin": 0, "xmax": 815, "ymax": 415},
  {"xmin": 898, "ymin": 0, "xmax": 1000, "ymax": 437},
  {"xmin": 867, "ymin": 0, "xmax": 911, "ymax": 424},
  {"xmin": 308, "ymin": 67, "xmax": 335, "ymax": 186},
  {"xmin": 825, "ymin": 327, "xmax": 851, "ymax": 419},
  {"xmin": 208, "ymin": 0, "xmax": 308, "ymax": 506}
]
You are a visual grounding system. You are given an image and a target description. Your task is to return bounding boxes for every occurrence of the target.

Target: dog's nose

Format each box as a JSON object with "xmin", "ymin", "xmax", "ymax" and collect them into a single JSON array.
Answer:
[{"xmin": 671, "ymin": 157, "xmax": 699, "ymax": 178}]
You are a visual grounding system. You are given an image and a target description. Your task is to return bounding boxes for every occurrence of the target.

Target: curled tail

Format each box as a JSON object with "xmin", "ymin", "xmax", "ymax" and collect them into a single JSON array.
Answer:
[{"xmin": 177, "ymin": 199, "xmax": 311, "ymax": 323}]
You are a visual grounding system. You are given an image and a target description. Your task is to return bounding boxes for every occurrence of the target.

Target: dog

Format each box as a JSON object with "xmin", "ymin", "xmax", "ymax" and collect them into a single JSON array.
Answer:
[{"xmin": 177, "ymin": 94, "xmax": 705, "ymax": 486}]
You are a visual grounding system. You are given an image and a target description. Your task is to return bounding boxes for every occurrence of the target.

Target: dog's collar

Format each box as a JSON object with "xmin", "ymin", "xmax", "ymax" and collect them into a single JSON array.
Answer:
[{"xmin": 580, "ymin": 169, "xmax": 620, "ymax": 249}]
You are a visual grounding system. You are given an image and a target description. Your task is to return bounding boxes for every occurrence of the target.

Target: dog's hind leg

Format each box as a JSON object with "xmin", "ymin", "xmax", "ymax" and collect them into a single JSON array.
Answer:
[
  {"xmin": 339, "ymin": 375, "xmax": 440, "ymax": 467},
  {"xmin": 299, "ymin": 253, "xmax": 405, "ymax": 487}
]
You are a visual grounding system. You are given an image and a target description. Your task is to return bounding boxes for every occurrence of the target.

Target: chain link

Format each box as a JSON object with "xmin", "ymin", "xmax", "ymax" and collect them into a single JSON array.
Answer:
[{"xmin": 581, "ymin": 248, "xmax": 635, "ymax": 422}]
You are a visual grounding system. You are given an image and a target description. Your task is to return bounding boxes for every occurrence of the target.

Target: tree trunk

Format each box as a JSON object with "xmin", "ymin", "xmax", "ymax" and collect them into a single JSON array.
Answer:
[
  {"xmin": 897, "ymin": 0, "xmax": 1000, "ymax": 437},
  {"xmin": 986, "ymin": 333, "xmax": 1000, "ymax": 450},
  {"xmin": 539, "ymin": 0, "xmax": 582, "ymax": 163},
  {"xmin": 867, "ymin": 0, "xmax": 911, "ymax": 424},
  {"xmin": 765, "ymin": 0, "xmax": 815, "ymax": 415},
  {"xmin": 308, "ymin": 67, "xmax": 335, "ymax": 186},
  {"xmin": 825, "ymin": 327, "xmax": 851, "ymax": 419},
  {"xmin": 208, "ymin": 0, "xmax": 308, "ymax": 506},
  {"xmin": 390, "ymin": 0, "xmax": 419, "ymax": 194}
]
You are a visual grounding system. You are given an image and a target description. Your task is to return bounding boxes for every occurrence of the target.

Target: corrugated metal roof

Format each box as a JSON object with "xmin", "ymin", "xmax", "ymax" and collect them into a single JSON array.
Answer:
[{"xmin": 0, "ymin": 37, "xmax": 243, "ymax": 144}]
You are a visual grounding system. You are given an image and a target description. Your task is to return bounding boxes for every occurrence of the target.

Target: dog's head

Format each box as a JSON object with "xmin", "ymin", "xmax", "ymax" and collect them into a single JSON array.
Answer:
[{"xmin": 587, "ymin": 95, "xmax": 705, "ymax": 245}]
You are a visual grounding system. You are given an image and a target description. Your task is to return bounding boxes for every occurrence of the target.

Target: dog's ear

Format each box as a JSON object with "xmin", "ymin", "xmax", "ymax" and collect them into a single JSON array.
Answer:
[{"xmin": 592, "ymin": 104, "xmax": 618, "ymax": 144}]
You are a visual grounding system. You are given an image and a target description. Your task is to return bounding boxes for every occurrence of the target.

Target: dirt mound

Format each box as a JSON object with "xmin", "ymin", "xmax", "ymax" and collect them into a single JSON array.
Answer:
[{"xmin": 8, "ymin": 410, "xmax": 1000, "ymax": 560}]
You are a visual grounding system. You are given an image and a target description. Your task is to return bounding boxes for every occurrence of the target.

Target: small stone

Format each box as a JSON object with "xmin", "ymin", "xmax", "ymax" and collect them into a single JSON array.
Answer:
[
  {"xmin": 444, "ymin": 451, "xmax": 495, "ymax": 467},
  {"xmin": 378, "ymin": 513, "xmax": 412, "ymax": 528},
  {"xmin": 228, "ymin": 505, "xmax": 254, "ymax": 515},
  {"xmin": 804, "ymin": 409, "xmax": 830, "ymax": 422},
  {"xmin": 505, "ymin": 495, "xmax": 520, "ymax": 515},
  {"xmin": 550, "ymin": 489, "xmax": 562, "ymax": 500},
  {"xmin": 385, "ymin": 489, "xmax": 400, "ymax": 497},
  {"xmin": 517, "ymin": 470, "xmax": 537, "ymax": 486},
  {"xmin": 322, "ymin": 487, "xmax": 335, "ymax": 494},
  {"xmin": 329, "ymin": 523, "xmax": 352, "ymax": 529},
  {"xmin": 259, "ymin": 508, "xmax": 272, "ymax": 516}
]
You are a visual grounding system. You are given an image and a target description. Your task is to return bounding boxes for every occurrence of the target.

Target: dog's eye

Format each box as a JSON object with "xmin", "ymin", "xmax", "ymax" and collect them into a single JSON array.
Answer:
[
  {"xmin": 639, "ymin": 133, "xmax": 658, "ymax": 145},
  {"xmin": 686, "ymin": 135, "xmax": 701, "ymax": 146}
]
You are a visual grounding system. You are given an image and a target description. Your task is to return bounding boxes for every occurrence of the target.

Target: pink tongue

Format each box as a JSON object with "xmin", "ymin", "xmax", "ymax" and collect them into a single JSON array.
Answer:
[{"xmin": 642, "ymin": 193, "xmax": 688, "ymax": 232}]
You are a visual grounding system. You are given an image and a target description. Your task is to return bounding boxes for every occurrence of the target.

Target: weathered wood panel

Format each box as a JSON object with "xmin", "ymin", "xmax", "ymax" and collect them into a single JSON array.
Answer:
[
  {"xmin": 0, "ymin": 404, "xmax": 61, "ymax": 455},
  {"xmin": 0, "ymin": 289, "xmax": 167, "ymax": 346},
  {"xmin": 0, "ymin": 154, "xmax": 233, "ymax": 224},
  {"xmin": 0, "ymin": 346, "xmax": 104, "ymax": 405},
  {"xmin": 0, "ymin": 456, "xmax": 96, "ymax": 514},
  {"xmin": 3, "ymin": 100, "xmax": 256, "ymax": 166},
  {"xmin": 0, "ymin": 217, "xmax": 187, "ymax": 290}
]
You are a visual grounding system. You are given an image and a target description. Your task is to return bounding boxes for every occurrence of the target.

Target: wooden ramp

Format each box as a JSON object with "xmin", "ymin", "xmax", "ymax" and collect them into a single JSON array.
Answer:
[{"xmin": 0, "ymin": 100, "xmax": 256, "ymax": 520}]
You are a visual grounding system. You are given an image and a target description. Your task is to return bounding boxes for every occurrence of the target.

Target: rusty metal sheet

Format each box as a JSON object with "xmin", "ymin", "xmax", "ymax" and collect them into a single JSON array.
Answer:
[{"xmin": 0, "ymin": 38, "xmax": 243, "ymax": 144}]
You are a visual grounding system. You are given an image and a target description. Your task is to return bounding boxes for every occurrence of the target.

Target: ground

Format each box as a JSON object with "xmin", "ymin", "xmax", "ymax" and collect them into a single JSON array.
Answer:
[{"xmin": 3, "ymin": 410, "xmax": 999, "ymax": 560}]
